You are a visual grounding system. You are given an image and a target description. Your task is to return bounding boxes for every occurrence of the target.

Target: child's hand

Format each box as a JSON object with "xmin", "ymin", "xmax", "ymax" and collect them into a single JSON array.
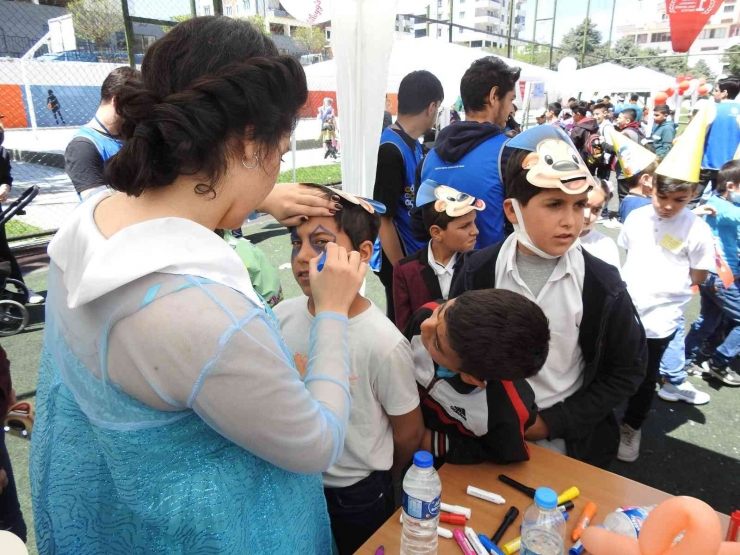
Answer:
[
  {"xmin": 310, "ymin": 242, "xmax": 366, "ymax": 316},
  {"xmin": 0, "ymin": 184, "xmax": 9, "ymax": 203},
  {"xmin": 524, "ymin": 415, "xmax": 550, "ymax": 441},
  {"xmin": 692, "ymin": 205, "xmax": 716, "ymax": 217},
  {"xmin": 293, "ymin": 354, "xmax": 308, "ymax": 378}
]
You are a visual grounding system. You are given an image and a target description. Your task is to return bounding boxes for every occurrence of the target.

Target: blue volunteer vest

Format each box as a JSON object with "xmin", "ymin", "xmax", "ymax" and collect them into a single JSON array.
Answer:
[
  {"xmin": 380, "ymin": 127, "xmax": 425, "ymax": 255},
  {"xmin": 421, "ymin": 134, "xmax": 508, "ymax": 248},
  {"xmin": 75, "ymin": 125, "xmax": 123, "ymax": 163},
  {"xmin": 702, "ymin": 102, "xmax": 740, "ymax": 171}
]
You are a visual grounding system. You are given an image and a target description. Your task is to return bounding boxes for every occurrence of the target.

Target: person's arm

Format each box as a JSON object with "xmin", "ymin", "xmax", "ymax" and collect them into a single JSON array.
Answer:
[
  {"xmin": 690, "ymin": 269, "xmax": 709, "ymax": 286},
  {"xmin": 539, "ymin": 289, "xmax": 647, "ymax": 442},
  {"xmin": 393, "ymin": 260, "xmax": 414, "ymax": 331},
  {"xmin": 388, "ymin": 408, "xmax": 424, "ymax": 480},
  {"xmin": 64, "ymin": 138, "xmax": 105, "ymax": 195},
  {"xmin": 380, "ymin": 218, "xmax": 404, "ymax": 266},
  {"xmin": 0, "ymin": 148, "xmax": 13, "ymax": 192},
  {"xmin": 374, "ymin": 143, "xmax": 406, "ymax": 263},
  {"xmin": 688, "ymin": 221, "xmax": 717, "ymax": 287}
]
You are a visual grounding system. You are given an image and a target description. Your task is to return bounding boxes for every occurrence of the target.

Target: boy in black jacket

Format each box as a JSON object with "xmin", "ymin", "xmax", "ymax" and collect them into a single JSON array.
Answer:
[
  {"xmin": 450, "ymin": 125, "xmax": 647, "ymax": 468},
  {"xmin": 405, "ymin": 289, "xmax": 550, "ymax": 465}
]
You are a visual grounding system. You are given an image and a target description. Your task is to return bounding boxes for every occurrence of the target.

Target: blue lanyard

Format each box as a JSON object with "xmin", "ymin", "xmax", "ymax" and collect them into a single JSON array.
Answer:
[{"xmin": 94, "ymin": 116, "xmax": 116, "ymax": 138}]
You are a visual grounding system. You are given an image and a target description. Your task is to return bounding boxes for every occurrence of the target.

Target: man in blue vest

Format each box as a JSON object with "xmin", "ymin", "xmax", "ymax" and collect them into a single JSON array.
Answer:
[
  {"xmin": 700, "ymin": 76, "xmax": 740, "ymax": 193},
  {"xmin": 373, "ymin": 70, "xmax": 444, "ymax": 320},
  {"xmin": 65, "ymin": 66, "xmax": 140, "ymax": 201},
  {"xmin": 421, "ymin": 57, "xmax": 520, "ymax": 248}
]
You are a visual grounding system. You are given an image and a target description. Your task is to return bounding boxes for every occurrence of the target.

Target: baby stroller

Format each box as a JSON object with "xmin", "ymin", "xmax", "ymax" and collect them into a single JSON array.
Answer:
[{"xmin": 0, "ymin": 186, "xmax": 39, "ymax": 337}]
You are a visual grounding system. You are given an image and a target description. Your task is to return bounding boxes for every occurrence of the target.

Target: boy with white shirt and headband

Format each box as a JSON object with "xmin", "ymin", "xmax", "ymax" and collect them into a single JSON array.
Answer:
[{"xmin": 451, "ymin": 125, "xmax": 647, "ymax": 468}]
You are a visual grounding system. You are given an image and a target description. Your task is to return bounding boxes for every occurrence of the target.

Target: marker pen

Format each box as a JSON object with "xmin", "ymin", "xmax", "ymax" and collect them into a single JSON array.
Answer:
[
  {"xmin": 498, "ymin": 475, "xmax": 536, "ymax": 498},
  {"xmin": 467, "ymin": 485, "xmax": 505, "ymax": 505},
  {"xmin": 440, "ymin": 512, "xmax": 467, "ymax": 525},
  {"xmin": 453, "ymin": 529, "xmax": 477, "ymax": 555},
  {"xmin": 572, "ymin": 501, "xmax": 597, "ymax": 541},
  {"xmin": 557, "ymin": 501, "xmax": 575, "ymax": 512},
  {"xmin": 441, "ymin": 502, "xmax": 472, "ymax": 519},
  {"xmin": 726, "ymin": 510, "xmax": 740, "ymax": 542},
  {"xmin": 491, "ymin": 507, "xmax": 519, "ymax": 544},
  {"xmin": 478, "ymin": 534, "xmax": 506, "ymax": 555},
  {"xmin": 569, "ymin": 539, "xmax": 584, "ymax": 555},
  {"xmin": 557, "ymin": 486, "xmax": 580, "ymax": 505},
  {"xmin": 316, "ymin": 250, "xmax": 327, "ymax": 271},
  {"xmin": 465, "ymin": 527, "xmax": 490, "ymax": 555}
]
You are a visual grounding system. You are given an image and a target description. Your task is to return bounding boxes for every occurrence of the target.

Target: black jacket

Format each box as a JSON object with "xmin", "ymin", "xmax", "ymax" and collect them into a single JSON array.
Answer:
[
  {"xmin": 0, "ymin": 147, "xmax": 12, "ymax": 189},
  {"xmin": 450, "ymin": 242, "xmax": 647, "ymax": 468},
  {"xmin": 405, "ymin": 303, "xmax": 537, "ymax": 466},
  {"xmin": 570, "ymin": 117, "xmax": 599, "ymax": 155}
]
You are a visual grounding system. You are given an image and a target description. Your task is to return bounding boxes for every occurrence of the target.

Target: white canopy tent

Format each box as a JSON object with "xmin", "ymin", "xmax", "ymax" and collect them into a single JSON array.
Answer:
[
  {"xmin": 554, "ymin": 62, "xmax": 636, "ymax": 96},
  {"xmin": 627, "ymin": 66, "xmax": 675, "ymax": 92},
  {"xmin": 304, "ymin": 37, "xmax": 556, "ymax": 106}
]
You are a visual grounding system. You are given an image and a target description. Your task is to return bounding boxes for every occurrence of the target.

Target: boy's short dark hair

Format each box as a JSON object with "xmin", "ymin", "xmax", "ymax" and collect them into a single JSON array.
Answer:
[
  {"xmin": 603, "ymin": 95, "xmax": 611, "ymax": 100},
  {"xmin": 568, "ymin": 97, "xmax": 577, "ymax": 103},
  {"xmin": 716, "ymin": 159, "xmax": 740, "ymax": 194},
  {"xmin": 460, "ymin": 57, "xmax": 521, "ymax": 113},
  {"xmin": 630, "ymin": 94, "xmax": 639, "ymax": 102},
  {"xmin": 572, "ymin": 102, "xmax": 589, "ymax": 117},
  {"xmin": 398, "ymin": 70, "xmax": 444, "ymax": 116},
  {"xmin": 101, "ymin": 66, "xmax": 141, "ymax": 103},
  {"xmin": 547, "ymin": 102, "xmax": 562, "ymax": 116},
  {"xmin": 504, "ymin": 148, "xmax": 543, "ymax": 206},
  {"xmin": 592, "ymin": 102, "xmax": 607, "ymax": 112},
  {"xmin": 654, "ymin": 174, "xmax": 695, "ymax": 196},
  {"xmin": 421, "ymin": 203, "xmax": 455, "ymax": 232},
  {"xmin": 624, "ymin": 159, "xmax": 660, "ymax": 190},
  {"xmin": 718, "ymin": 76, "xmax": 740, "ymax": 100},
  {"xmin": 620, "ymin": 108, "xmax": 637, "ymax": 122},
  {"xmin": 446, "ymin": 289, "xmax": 550, "ymax": 381},
  {"xmin": 653, "ymin": 104, "xmax": 671, "ymax": 115},
  {"xmin": 289, "ymin": 186, "xmax": 380, "ymax": 250}
]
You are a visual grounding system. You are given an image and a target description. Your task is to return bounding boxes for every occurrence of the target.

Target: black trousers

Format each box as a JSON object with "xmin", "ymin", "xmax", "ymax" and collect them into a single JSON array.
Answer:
[
  {"xmin": 623, "ymin": 333, "xmax": 676, "ymax": 430},
  {"xmin": 0, "ymin": 433, "xmax": 27, "ymax": 543},
  {"xmin": 376, "ymin": 250, "xmax": 395, "ymax": 322},
  {"xmin": 0, "ymin": 222, "xmax": 23, "ymax": 283},
  {"xmin": 324, "ymin": 470, "xmax": 395, "ymax": 555}
]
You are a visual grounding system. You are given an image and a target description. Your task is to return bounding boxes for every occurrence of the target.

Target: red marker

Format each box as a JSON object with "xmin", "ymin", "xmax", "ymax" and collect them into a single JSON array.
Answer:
[
  {"xmin": 727, "ymin": 510, "xmax": 740, "ymax": 542},
  {"xmin": 441, "ymin": 512, "xmax": 467, "ymax": 526}
]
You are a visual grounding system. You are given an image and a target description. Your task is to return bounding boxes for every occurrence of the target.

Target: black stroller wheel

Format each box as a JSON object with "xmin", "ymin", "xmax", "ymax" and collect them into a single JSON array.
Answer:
[
  {"xmin": 0, "ymin": 300, "xmax": 29, "ymax": 336},
  {"xmin": 4, "ymin": 278, "xmax": 29, "ymax": 305}
]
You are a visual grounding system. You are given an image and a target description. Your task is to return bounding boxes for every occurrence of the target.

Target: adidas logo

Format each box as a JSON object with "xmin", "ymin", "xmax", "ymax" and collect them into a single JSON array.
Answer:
[{"xmin": 450, "ymin": 405, "xmax": 467, "ymax": 420}]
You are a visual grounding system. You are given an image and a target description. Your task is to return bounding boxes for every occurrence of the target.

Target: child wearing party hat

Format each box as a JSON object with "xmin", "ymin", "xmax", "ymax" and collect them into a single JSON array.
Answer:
[
  {"xmin": 616, "ymin": 109, "xmax": 715, "ymax": 462},
  {"xmin": 607, "ymin": 126, "xmax": 660, "ymax": 224},
  {"xmin": 392, "ymin": 179, "xmax": 484, "ymax": 332},
  {"xmin": 451, "ymin": 125, "xmax": 647, "ymax": 468}
]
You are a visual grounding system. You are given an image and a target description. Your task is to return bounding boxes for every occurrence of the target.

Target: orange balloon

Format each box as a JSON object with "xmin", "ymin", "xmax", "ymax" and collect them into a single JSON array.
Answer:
[
  {"xmin": 698, "ymin": 85, "xmax": 710, "ymax": 95},
  {"xmin": 679, "ymin": 80, "xmax": 691, "ymax": 93},
  {"xmin": 665, "ymin": 87, "xmax": 675, "ymax": 96},
  {"xmin": 686, "ymin": 74, "xmax": 694, "ymax": 80},
  {"xmin": 654, "ymin": 92, "xmax": 669, "ymax": 104},
  {"xmin": 676, "ymin": 75, "xmax": 685, "ymax": 83}
]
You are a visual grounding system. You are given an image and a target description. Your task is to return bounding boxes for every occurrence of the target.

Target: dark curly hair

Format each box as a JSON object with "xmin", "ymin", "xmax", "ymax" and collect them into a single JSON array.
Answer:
[{"xmin": 105, "ymin": 16, "xmax": 308, "ymax": 197}]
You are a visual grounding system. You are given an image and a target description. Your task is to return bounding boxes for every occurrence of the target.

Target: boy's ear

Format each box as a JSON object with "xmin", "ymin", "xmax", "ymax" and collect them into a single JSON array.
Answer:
[
  {"xmin": 503, "ymin": 198, "xmax": 518, "ymax": 224},
  {"xmin": 460, "ymin": 372, "xmax": 486, "ymax": 388},
  {"xmin": 357, "ymin": 240, "xmax": 374, "ymax": 264},
  {"xmin": 640, "ymin": 173, "xmax": 653, "ymax": 188},
  {"xmin": 429, "ymin": 224, "xmax": 443, "ymax": 241},
  {"xmin": 727, "ymin": 181, "xmax": 737, "ymax": 191}
]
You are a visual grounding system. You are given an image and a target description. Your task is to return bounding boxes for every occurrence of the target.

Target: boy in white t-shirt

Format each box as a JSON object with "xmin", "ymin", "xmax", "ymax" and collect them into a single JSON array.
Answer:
[
  {"xmin": 580, "ymin": 178, "xmax": 620, "ymax": 270},
  {"xmin": 617, "ymin": 170, "xmax": 715, "ymax": 462},
  {"xmin": 275, "ymin": 186, "xmax": 423, "ymax": 555}
]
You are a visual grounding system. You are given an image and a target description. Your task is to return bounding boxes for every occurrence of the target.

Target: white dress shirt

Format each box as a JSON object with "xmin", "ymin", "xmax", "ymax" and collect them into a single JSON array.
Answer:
[{"xmin": 428, "ymin": 241, "xmax": 457, "ymax": 300}]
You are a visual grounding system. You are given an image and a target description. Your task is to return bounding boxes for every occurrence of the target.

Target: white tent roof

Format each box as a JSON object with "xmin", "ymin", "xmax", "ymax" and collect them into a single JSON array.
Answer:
[
  {"xmin": 627, "ymin": 66, "xmax": 675, "ymax": 92},
  {"xmin": 304, "ymin": 37, "xmax": 555, "ymax": 103},
  {"xmin": 554, "ymin": 62, "xmax": 636, "ymax": 95}
]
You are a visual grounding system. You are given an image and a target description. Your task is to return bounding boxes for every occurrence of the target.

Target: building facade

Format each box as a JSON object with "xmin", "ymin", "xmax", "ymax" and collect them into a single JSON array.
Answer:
[{"xmin": 616, "ymin": 0, "xmax": 740, "ymax": 76}]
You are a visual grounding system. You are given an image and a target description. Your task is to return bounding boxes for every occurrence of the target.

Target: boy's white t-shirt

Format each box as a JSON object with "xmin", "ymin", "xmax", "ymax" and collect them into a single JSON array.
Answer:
[
  {"xmin": 618, "ymin": 205, "xmax": 715, "ymax": 339},
  {"xmin": 580, "ymin": 230, "xmax": 621, "ymax": 271},
  {"xmin": 274, "ymin": 296, "xmax": 420, "ymax": 488}
]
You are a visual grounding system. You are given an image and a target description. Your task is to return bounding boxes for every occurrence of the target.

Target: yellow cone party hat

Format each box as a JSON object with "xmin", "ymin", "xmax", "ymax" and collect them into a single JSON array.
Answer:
[
  {"xmin": 607, "ymin": 127, "xmax": 657, "ymax": 179},
  {"xmin": 655, "ymin": 106, "xmax": 708, "ymax": 183}
]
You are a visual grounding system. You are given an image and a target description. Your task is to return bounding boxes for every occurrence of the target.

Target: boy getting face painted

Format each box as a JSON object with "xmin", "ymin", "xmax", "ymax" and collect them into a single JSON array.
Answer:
[
  {"xmin": 277, "ymin": 185, "xmax": 424, "ymax": 555},
  {"xmin": 451, "ymin": 125, "xmax": 648, "ymax": 468}
]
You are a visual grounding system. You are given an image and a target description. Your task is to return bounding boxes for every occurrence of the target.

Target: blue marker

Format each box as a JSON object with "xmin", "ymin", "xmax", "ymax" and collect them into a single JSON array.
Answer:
[
  {"xmin": 317, "ymin": 250, "xmax": 327, "ymax": 271},
  {"xmin": 478, "ymin": 534, "xmax": 505, "ymax": 555}
]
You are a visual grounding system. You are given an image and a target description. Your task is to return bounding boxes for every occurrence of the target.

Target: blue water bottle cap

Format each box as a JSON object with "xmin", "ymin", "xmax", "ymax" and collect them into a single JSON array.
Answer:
[
  {"xmin": 534, "ymin": 487, "xmax": 558, "ymax": 510},
  {"xmin": 413, "ymin": 451, "xmax": 433, "ymax": 468}
]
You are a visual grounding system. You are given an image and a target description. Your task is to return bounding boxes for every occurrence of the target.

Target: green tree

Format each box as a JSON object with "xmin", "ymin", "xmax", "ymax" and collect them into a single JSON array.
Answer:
[
  {"xmin": 243, "ymin": 13, "xmax": 267, "ymax": 34},
  {"xmin": 723, "ymin": 44, "xmax": 740, "ymax": 76},
  {"xmin": 611, "ymin": 36, "xmax": 640, "ymax": 68},
  {"xmin": 555, "ymin": 17, "xmax": 604, "ymax": 68},
  {"xmin": 160, "ymin": 14, "xmax": 191, "ymax": 34},
  {"xmin": 67, "ymin": 0, "xmax": 123, "ymax": 44},
  {"xmin": 690, "ymin": 59, "xmax": 716, "ymax": 81},
  {"xmin": 294, "ymin": 26, "xmax": 326, "ymax": 54}
]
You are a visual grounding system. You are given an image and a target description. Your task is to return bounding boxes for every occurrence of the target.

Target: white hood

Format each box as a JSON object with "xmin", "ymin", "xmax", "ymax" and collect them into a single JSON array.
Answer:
[{"xmin": 49, "ymin": 191, "xmax": 262, "ymax": 309}]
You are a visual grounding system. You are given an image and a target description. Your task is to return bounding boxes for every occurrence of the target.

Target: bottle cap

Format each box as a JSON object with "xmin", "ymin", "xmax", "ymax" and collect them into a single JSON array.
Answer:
[
  {"xmin": 413, "ymin": 451, "xmax": 433, "ymax": 468},
  {"xmin": 534, "ymin": 487, "xmax": 558, "ymax": 510}
]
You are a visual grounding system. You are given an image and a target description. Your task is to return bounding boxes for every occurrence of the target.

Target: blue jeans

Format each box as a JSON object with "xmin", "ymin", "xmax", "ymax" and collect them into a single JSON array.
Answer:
[
  {"xmin": 685, "ymin": 274, "xmax": 740, "ymax": 367},
  {"xmin": 660, "ymin": 316, "xmax": 687, "ymax": 385}
]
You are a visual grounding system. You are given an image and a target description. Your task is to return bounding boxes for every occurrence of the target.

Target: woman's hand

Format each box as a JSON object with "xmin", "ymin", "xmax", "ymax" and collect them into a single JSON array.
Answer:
[
  {"xmin": 310, "ymin": 242, "xmax": 366, "ymax": 316},
  {"xmin": 0, "ymin": 184, "xmax": 10, "ymax": 203},
  {"xmin": 258, "ymin": 183, "xmax": 340, "ymax": 227}
]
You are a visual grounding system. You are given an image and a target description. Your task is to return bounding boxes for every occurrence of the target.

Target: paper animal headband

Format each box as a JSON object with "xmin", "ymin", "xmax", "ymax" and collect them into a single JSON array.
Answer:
[
  {"xmin": 302, "ymin": 183, "xmax": 386, "ymax": 215},
  {"xmin": 415, "ymin": 180, "xmax": 486, "ymax": 217}
]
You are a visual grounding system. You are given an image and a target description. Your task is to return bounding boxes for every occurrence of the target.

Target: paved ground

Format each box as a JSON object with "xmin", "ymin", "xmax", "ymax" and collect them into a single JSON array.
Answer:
[{"xmin": 4, "ymin": 214, "xmax": 740, "ymax": 554}]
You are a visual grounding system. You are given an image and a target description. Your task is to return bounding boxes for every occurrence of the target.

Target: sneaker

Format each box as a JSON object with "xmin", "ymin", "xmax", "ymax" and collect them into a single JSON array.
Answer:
[
  {"xmin": 26, "ymin": 288, "xmax": 44, "ymax": 305},
  {"xmin": 658, "ymin": 381, "xmax": 710, "ymax": 404},
  {"xmin": 601, "ymin": 219, "xmax": 623, "ymax": 229},
  {"xmin": 617, "ymin": 423, "xmax": 642, "ymax": 463},
  {"xmin": 686, "ymin": 362, "xmax": 709, "ymax": 377},
  {"xmin": 702, "ymin": 361, "xmax": 740, "ymax": 386}
]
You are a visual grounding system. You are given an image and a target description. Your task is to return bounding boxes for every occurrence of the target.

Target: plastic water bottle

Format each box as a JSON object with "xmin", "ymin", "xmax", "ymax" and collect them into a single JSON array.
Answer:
[
  {"xmin": 603, "ymin": 506, "xmax": 656, "ymax": 538},
  {"xmin": 520, "ymin": 487, "xmax": 566, "ymax": 555},
  {"xmin": 401, "ymin": 451, "xmax": 441, "ymax": 554}
]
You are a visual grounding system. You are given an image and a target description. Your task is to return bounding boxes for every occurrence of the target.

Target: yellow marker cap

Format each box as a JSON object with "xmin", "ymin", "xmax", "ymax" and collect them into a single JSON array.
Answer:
[
  {"xmin": 557, "ymin": 486, "xmax": 580, "ymax": 505},
  {"xmin": 502, "ymin": 536, "xmax": 521, "ymax": 555}
]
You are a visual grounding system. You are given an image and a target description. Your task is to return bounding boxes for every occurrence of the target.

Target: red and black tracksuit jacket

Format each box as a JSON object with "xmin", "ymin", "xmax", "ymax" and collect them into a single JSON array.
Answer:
[{"xmin": 404, "ymin": 303, "xmax": 537, "ymax": 465}]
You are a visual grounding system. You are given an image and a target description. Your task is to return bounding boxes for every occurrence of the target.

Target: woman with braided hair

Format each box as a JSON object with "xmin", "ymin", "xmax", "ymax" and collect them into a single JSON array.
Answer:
[{"xmin": 30, "ymin": 16, "xmax": 366, "ymax": 554}]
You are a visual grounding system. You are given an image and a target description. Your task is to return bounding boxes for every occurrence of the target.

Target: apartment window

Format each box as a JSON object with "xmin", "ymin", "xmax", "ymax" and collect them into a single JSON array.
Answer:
[
  {"xmin": 438, "ymin": 0, "xmax": 443, "ymax": 6},
  {"xmin": 471, "ymin": 40, "xmax": 482, "ymax": 47},
  {"xmin": 636, "ymin": 33, "xmax": 648, "ymax": 44},
  {"xmin": 701, "ymin": 46, "xmax": 720, "ymax": 51},
  {"xmin": 651, "ymin": 32, "xmax": 670, "ymax": 42},
  {"xmin": 661, "ymin": 13, "xmax": 668, "ymax": 20},
  {"xmin": 204, "ymin": 6, "xmax": 211, "ymax": 15},
  {"xmin": 326, "ymin": 29, "xmax": 331, "ymax": 39},
  {"xmin": 243, "ymin": 0, "xmax": 250, "ymax": 9},
  {"xmin": 725, "ymin": 4, "xmax": 735, "ymax": 11},
  {"xmin": 225, "ymin": 6, "xmax": 232, "ymax": 15},
  {"xmin": 460, "ymin": 11, "xmax": 465, "ymax": 18},
  {"xmin": 460, "ymin": 0, "xmax": 465, "ymax": 3},
  {"xmin": 459, "ymin": 26, "xmax": 464, "ymax": 33},
  {"xmin": 702, "ymin": 27, "xmax": 727, "ymax": 38},
  {"xmin": 487, "ymin": 25, "xmax": 493, "ymax": 32},
  {"xmin": 437, "ymin": 27, "xmax": 442, "ymax": 37}
]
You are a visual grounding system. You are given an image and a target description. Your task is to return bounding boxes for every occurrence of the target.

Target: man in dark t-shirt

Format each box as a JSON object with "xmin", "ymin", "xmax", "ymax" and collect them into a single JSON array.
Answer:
[
  {"xmin": 373, "ymin": 70, "xmax": 443, "ymax": 320},
  {"xmin": 64, "ymin": 67, "xmax": 140, "ymax": 200}
]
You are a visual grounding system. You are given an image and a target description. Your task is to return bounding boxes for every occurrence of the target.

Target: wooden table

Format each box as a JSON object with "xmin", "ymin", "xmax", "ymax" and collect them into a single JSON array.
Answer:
[{"xmin": 357, "ymin": 444, "xmax": 730, "ymax": 554}]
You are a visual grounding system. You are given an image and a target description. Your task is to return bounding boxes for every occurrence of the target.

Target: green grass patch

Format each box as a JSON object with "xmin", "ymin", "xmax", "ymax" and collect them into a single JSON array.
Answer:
[
  {"xmin": 277, "ymin": 164, "xmax": 341, "ymax": 185},
  {"xmin": 5, "ymin": 219, "xmax": 44, "ymax": 239}
]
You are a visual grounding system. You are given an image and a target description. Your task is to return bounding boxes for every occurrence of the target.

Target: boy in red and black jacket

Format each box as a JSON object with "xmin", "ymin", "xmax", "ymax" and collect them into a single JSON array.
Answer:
[{"xmin": 404, "ymin": 289, "xmax": 550, "ymax": 465}]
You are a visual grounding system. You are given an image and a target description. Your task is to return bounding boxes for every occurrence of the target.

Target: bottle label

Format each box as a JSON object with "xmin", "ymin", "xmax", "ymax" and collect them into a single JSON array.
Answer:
[
  {"xmin": 402, "ymin": 493, "xmax": 440, "ymax": 520},
  {"xmin": 619, "ymin": 507, "xmax": 650, "ymax": 536}
]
